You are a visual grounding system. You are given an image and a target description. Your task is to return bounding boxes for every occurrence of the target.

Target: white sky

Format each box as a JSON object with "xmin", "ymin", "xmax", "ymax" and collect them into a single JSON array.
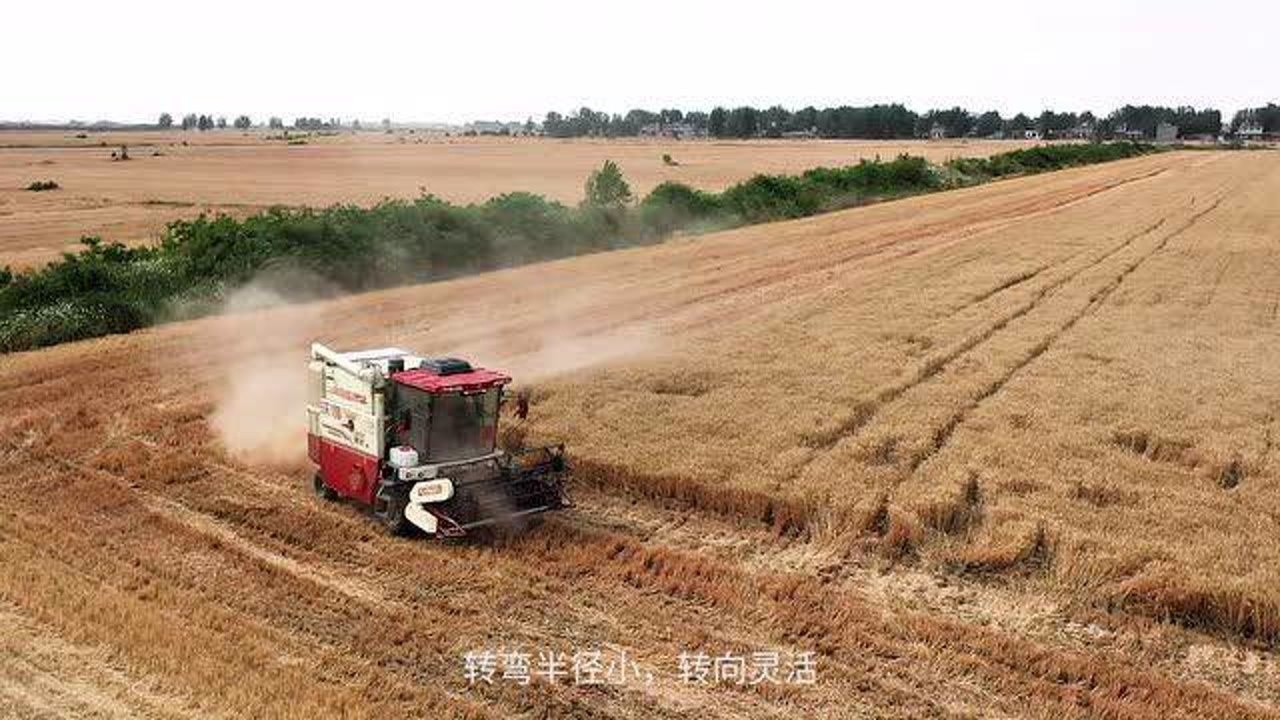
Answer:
[{"xmin": 5, "ymin": 0, "xmax": 1274, "ymax": 124}]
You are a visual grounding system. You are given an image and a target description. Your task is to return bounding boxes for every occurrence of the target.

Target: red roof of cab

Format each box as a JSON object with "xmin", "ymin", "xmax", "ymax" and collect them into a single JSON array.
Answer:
[{"xmin": 391, "ymin": 367, "xmax": 511, "ymax": 394}]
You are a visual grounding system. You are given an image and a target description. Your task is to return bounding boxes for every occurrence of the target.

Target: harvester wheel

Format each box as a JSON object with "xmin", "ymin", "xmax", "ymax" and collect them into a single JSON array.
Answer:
[
  {"xmin": 312, "ymin": 473, "xmax": 338, "ymax": 501},
  {"xmin": 377, "ymin": 487, "xmax": 413, "ymax": 537}
]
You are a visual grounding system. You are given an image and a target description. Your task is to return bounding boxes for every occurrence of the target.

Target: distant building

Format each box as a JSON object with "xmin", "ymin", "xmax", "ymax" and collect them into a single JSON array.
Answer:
[
  {"xmin": 1024, "ymin": 129, "xmax": 1042, "ymax": 141},
  {"xmin": 466, "ymin": 120, "xmax": 527, "ymax": 135},
  {"xmin": 1061, "ymin": 122, "xmax": 1095, "ymax": 140},
  {"xmin": 1155, "ymin": 122, "xmax": 1179, "ymax": 144},
  {"xmin": 780, "ymin": 128, "xmax": 818, "ymax": 139},
  {"xmin": 1237, "ymin": 121, "xmax": 1266, "ymax": 140},
  {"xmin": 1114, "ymin": 124, "xmax": 1146, "ymax": 141},
  {"xmin": 639, "ymin": 122, "xmax": 705, "ymax": 139},
  {"xmin": 929, "ymin": 123, "xmax": 947, "ymax": 140}
]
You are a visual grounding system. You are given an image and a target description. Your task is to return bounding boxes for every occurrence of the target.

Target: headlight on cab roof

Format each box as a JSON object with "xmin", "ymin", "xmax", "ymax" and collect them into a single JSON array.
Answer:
[{"xmin": 409, "ymin": 478, "xmax": 454, "ymax": 503}]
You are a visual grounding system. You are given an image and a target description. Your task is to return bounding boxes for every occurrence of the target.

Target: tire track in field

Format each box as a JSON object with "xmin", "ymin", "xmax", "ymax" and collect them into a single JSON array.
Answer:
[
  {"xmin": 793, "ymin": 212, "xmax": 1173, "ymax": 468},
  {"xmin": 907, "ymin": 197, "xmax": 1226, "ymax": 474},
  {"xmin": 1260, "ymin": 416, "xmax": 1276, "ymax": 475},
  {"xmin": 0, "ymin": 479, "xmax": 503, "ymax": 720},
  {"xmin": 964, "ymin": 263, "xmax": 1053, "ymax": 305},
  {"xmin": 1196, "ymin": 254, "xmax": 1235, "ymax": 312},
  {"xmin": 922, "ymin": 244, "xmax": 1092, "ymax": 329},
  {"xmin": 0, "ymin": 601, "xmax": 210, "ymax": 720},
  {"xmin": 24, "ymin": 443, "xmax": 392, "ymax": 607}
]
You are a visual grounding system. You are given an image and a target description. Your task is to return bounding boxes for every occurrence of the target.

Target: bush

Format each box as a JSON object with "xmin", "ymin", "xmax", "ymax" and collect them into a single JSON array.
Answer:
[
  {"xmin": 945, "ymin": 141, "xmax": 1155, "ymax": 181},
  {"xmin": 802, "ymin": 155, "xmax": 940, "ymax": 208},
  {"xmin": 26, "ymin": 180, "xmax": 59, "ymax": 191},
  {"xmin": 721, "ymin": 174, "xmax": 823, "ymax": 223},
  {"xmin": 638, "ymin": 182, "xmax": 727, "ymax": 236},
  {"xmin": 481, "ymin": 192, "xmax": 597, "ymax": 264}
]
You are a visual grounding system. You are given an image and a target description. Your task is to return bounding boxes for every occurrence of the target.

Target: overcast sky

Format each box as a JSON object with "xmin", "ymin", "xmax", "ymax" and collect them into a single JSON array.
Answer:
[{"xmin": 6, "ymin": 0, "xmax": 1274, "ymax": 124}]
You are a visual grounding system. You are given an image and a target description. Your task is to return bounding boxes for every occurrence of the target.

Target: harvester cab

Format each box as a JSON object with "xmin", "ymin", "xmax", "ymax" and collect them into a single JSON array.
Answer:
[{"xmin": 306, "ymin": 343, "xmax": 568, "ymax": 537}]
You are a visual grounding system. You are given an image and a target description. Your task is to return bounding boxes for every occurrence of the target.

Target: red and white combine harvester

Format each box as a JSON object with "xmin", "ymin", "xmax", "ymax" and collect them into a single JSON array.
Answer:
[{"xmin": 307, "ymin": 343, "xmax": 568, "ymax": 537}]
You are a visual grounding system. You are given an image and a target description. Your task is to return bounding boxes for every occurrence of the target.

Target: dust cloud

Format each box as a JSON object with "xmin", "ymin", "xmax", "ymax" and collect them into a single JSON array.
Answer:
[
  {"xmin": 206, "ymin": 271, "xmax": 661, "ymax": 467},
  {"xmin": 507, "ymin": 324, "xmax": 656, "ymax": 382},
  {"xmin": 413, "ymin": 285, "xmax": 662, "ymax": 384},
  {"xmin": 206, "ymin": 275, "xmax": 328, "ymax": 467}
]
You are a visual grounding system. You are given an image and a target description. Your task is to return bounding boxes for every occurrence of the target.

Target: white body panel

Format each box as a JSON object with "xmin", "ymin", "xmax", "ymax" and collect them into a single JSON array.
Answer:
[{"xmin": 308, "ymin": 343, "xmax": 391, "ymax": 458}]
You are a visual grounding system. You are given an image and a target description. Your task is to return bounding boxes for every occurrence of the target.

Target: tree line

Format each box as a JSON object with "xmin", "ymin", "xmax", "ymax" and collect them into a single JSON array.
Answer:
[
  {"xmin": 1231, "ymin": 104, "xmax": 1280, "ymax": 132},
  {"xmin": 159, "ymin": 113, "xmax": 253, "ymax": 131},
  {"xmin": 155, "ymin": 114, "xmax": 383, "ymax": 131},
  {"xmin": 152, "ymin": 102, "xmax": 1273, "ymax": 139},
  {"xmin": 541, "ymin": 104, "xmax": 1237, "ymax": 140}
]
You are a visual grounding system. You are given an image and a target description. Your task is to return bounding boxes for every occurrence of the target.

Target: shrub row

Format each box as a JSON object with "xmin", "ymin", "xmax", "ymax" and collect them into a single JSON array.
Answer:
[
  {"xmin": 944, "ymin": 141, "xmax": 1157, "ymax": 181},
  {"xmin": 0, "ymin": 144, "xmax": 1156, "ymax": 353}
]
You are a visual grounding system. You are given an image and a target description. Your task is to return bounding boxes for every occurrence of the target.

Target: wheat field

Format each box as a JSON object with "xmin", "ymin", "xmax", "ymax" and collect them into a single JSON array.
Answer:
[
  {"xmin": 0, "ymin": 131, "xmax": 1047, "ymax": 269},
  {"xmin": 1, "ymin": 150, "xmax": 1278, "ymax": 718}
]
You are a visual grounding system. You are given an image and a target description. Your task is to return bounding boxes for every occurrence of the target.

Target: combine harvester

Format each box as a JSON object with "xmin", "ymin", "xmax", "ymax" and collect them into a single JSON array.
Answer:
[{"xmin": 307, "ymin": 343, "xmax": 568, "ymax": 537}]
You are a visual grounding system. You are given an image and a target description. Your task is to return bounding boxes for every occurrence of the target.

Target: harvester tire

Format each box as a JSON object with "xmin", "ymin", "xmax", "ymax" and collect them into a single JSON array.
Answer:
[
  {"xmin": 312, "ymin": 473, "xmax": 338, "ymax": 501},
  {"xmin": 377, "ymin": 488, "xmax": 413, "ymax": 537}
]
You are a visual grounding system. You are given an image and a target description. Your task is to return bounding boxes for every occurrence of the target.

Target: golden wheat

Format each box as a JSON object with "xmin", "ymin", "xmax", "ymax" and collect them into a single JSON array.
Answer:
[{"xmin": 2, "ymin": 150, "xmax": 1278, "ymax": 717}]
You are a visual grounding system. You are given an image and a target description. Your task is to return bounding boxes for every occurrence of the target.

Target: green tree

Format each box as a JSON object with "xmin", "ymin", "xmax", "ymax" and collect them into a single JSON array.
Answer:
[
  {"xmin": 760, "ymin": 105, "xmax": 789, "ymax": 138},
  {"xmin": 268, "ymin": 116, "xmax": 284, "ymax": 129},
  {"xmin": 973, "ymin": 111, "xmax": 1002, "ymax": 137},
  {"xmin": 583, "ymin": 160, "xmax": 632, "ymax": 209},
  {"xmin": 233, "ymin": 115, "xmax": 252, "ymax": 129},
  {"xmin": 789, "ymin": 106, "xmax": 818, "ymax": 133},
  {"xmin": 920, "ymin": 107, "xmax": 974, "ymax": 138},
  {"xmin": 158, "ymin": 112, "xmax": 173, "ymax": 129},
  {"xmin": 1005, "ymin": 113, "xmax": 1033, "ymax": 135},
  {"xmin": 181, "ymin": 113, "xmax": 198, "ymax": 130},
  {"xmin": 708, "ymin": 107, "xmax": 728, "ymax": 137},
  {"xmin": 726, "ymin": 107, "xmax": 760, "ymax": 138}
]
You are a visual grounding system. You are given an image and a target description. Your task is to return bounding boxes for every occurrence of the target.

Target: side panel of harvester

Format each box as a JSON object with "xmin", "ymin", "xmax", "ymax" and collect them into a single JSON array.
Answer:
[{"xmin": 307, "ymin": 348, "xmax": 386, "ymax": 504}]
